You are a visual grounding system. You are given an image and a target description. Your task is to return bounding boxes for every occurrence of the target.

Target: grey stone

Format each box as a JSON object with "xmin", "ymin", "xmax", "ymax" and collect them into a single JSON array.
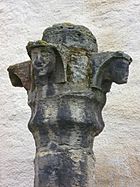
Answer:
[
  {"xmin": 7, "ymin": 23, "xmax": 132, "ymax": 187},
  {"xmin": 91, "ymin": 51, "xmax": 132, "ymax": 93},
  {"xmin": 42, "ymin": 23, "xmax": 98, "ymax": 52}
]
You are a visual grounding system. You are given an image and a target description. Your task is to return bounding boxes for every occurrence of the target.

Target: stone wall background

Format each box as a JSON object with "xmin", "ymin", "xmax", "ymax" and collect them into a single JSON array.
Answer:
[{"xmin": 0, "ymin": 0, "xmax": 140, "ymax": 186}]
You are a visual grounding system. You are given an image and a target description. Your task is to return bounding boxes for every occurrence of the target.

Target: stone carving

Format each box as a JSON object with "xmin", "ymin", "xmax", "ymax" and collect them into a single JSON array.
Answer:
[
  {"xmin": 91, "ymin": 51, "xmax": 131, "ymax": 93},
  {"xmin": 7, "ymin": 23, "xmax": 132, "ymax": 187}
]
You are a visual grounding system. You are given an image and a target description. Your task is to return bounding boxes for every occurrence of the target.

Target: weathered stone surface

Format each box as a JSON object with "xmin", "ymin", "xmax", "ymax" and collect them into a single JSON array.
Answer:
[
  {"xmin": 8, "ymin": 23, "xmax": 132, "ymax": 187},
  {"xmin": 42, "ymin": 23, "xmax": 98, "ymax": 52},
  {"xmin": 1, "ymin": 1, "xmax": 140, "ymax": 187},
  {"xmin": 91, "ymin": 51, "xmax": 132, "ymax": 93},
  {"xmin": 7, "ymin": 61, "xmax": 31, "ymax": 90}
]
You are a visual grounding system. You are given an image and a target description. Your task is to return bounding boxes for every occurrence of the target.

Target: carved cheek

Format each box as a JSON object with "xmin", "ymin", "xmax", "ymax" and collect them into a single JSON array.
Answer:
[
  {"xmin": 115, "ymin": 66, "xmax": 129, "ymax": 83},
  {"xmin": 113, "ymin": 61, "xmax": 128, "ymax": 78},
  {"xmin": 119, "ymin": 63, "xmax": 129, "ymax": 78},
  {"xmin": 122, "ymin": 65, "xmax": 129, "ymax": 81}
]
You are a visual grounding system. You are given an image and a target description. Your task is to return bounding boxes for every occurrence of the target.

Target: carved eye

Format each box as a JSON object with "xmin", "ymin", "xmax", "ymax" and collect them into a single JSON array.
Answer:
[
  {"xmin": 115, "ymin": 62, "xmax": 123, "ymax": 68},
  {"xmin": 115, "ymin": 61, "xmax": 128, "ymax": 69},
  {"xmin": 33, "ymin": 52, "xmax": 38, "ymax": 55}
]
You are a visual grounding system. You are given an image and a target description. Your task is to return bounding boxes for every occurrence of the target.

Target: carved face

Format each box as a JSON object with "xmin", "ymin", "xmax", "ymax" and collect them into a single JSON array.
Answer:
[
  {"xmin": 110, "ymin": 58, "xmax": 130, "ymax": 84},
  {"xmin": 31, "ymin": 47, "xmax": 56, "ymax": 76}
]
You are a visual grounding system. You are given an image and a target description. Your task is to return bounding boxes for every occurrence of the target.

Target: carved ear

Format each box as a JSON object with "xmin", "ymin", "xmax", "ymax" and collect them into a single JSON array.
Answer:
[
  {"xmin": 53, "ymin": 47, "xmax": 66, "ymax": 83},
  {"xmin": 7, "ymin": 61, "xmax": 31, "ymax": 91}
]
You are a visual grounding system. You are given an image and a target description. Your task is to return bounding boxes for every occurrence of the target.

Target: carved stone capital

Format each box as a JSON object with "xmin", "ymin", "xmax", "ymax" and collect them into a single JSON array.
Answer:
[{"xmin": 8, "ymin": 23, "xmax": 132, "ymax": 187}]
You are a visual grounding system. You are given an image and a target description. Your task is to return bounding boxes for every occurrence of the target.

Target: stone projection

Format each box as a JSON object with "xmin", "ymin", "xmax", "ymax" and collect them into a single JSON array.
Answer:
[{"xmin": 7, "ymin": 23, "xmax": 132, "ymax": 187}]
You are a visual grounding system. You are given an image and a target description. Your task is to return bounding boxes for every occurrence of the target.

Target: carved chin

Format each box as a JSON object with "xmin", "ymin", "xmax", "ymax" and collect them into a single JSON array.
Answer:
[
  {"xmin": 122, "ymin": 76, "xmax": 128, "ymax": 83},
  {"xmin": 38, "ymin": 71, "xmax": 47, "ymax": 76},
  {"xmin": 38, "ymin": 68, "xmax": 48, "ymax": 76},
  {"xmin": 115, "ymin": 76, "xmax": 128, "ymax": 84}
]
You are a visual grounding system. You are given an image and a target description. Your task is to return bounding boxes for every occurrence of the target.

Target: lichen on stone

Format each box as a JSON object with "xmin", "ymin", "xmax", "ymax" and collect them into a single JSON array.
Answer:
[{"xmin": 26, "ymin": 40, "xmax": 48, "ymax": 58}]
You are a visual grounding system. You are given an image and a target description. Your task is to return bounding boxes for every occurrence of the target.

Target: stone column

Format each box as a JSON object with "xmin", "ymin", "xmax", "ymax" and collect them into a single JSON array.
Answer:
[{"xmin": 8, "ymin": 23, "xmax": 132, "ymax": 187}]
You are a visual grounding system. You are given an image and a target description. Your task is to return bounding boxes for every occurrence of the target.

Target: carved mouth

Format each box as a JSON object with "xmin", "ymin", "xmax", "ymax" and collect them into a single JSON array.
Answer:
[
  {"xmin": 115, "ymin": 75, "xmax": 128, "ymax": 84},
  {"xmin": 123, "ymin": 76, "xmax": 128, "ymax": 80},
  {"xmin": 120, "ymin": 76, "xmax": 128, "ymax": 83},
  {"xmin": 38, "ymin": 67, "xmax": 49, "ymax": 76}
]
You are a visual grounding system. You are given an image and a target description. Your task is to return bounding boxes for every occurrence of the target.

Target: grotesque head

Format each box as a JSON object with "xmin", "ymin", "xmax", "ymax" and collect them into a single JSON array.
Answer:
[
  {"xmin": 109, "ymin": 52, "xmax": 132, "ymax": 84},
  {"xmin": 31, "ymin": 47, "xmax": 55, "ymax": 77},
  {"xmin": 91, "ymin": 51, "xmax": 132, "ymax": 93},
  {"xmin": 26, "ymin": 40, "xmax": 57, "ymax": 85}
]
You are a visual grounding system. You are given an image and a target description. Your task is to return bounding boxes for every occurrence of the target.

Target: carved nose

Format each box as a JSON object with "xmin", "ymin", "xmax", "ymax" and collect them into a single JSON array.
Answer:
[
  {"xmin": 129, "ymin": 57, "xmax": 132, "ymax": 64},
  {"xmin": 34, "ymin": 57, "xmax": 45, "ymax": 67}
]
